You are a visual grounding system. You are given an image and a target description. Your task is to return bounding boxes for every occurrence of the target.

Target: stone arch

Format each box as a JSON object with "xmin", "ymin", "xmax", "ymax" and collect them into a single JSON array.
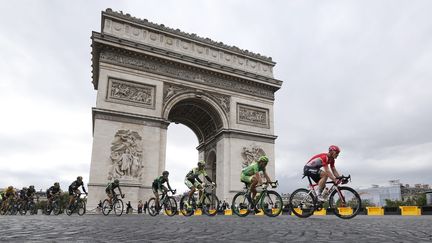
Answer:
[
  {"xmin": 162, "ymin": 92, "xmax": 229, "ymax": 144},
  {"xmin": 87, "ymin": 10, "xmax": 282, "ymax": 210}
]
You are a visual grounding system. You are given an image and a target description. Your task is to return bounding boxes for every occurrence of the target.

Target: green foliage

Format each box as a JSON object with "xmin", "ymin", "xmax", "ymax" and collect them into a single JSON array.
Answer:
[
  {"xmin": 385, "ymin": 194, "xmax": 427, "ymax": 207},
  {"xmin": 37, "ymin": 200, "xmax": 47, "ymax": 210},
  {"xmin": 416, "ymin": 194, "xmax": 427, "ymax": 206},
  {"xmin": 385, "ymin": 199, "xmax": 407, "ymax": 207},
  {"xmin": 361, "ymin": 199, "xmax": 375, "ymax": 207}
]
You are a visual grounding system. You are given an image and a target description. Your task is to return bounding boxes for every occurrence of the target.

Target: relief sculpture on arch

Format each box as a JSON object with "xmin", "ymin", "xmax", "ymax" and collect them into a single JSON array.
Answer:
[{"xmin": 108, "ymin": 130, "xmax": 144, "ymax": 180}]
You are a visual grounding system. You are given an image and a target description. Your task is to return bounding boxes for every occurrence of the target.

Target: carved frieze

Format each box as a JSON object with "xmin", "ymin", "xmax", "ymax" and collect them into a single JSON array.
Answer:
[
  {"xmin": 102, "ymin": 9, "xmax": 275, "ymax": 78},
  {"xmin": 100, "ymin": 50, "xmax": 274, "ymax": 99},
  {"xmin": 237, "ymin": 103, "xmax": 269, "ymax": 128},
  {"xmin": 241, "ymin": 145, "xmax": 266, "ymax": 168},
  {"xmin": 108, "ymin": 130, "xmax": 144, "ymax": 180},
  {"xmin": 107, "ymin": 78, "xmax": 155, "ymax": 109}
]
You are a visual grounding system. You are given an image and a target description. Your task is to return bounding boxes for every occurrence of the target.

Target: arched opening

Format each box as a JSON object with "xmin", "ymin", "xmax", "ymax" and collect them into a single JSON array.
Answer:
[
  {"xmin": 165, "ymin": 97, "xmax": 224, "ymax": 193},
  {"xmin": 165, "ymin": 123, "xmax": 198, "ymax": 193},
  {"xmin": 167, "ymin": 98, "xmax": 224, "ymax": 144}
]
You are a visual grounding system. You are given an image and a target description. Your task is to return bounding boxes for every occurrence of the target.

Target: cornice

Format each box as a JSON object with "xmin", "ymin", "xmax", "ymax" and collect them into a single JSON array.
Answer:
[
  {"xmin": 196, "ymin": 128, "xmax": 277, "ymax": 150},
  {"xmin": 91, "ymin": 35, "xmax": 281, "ymax": 99},
  {"xmin": 103, "ymin": 8, "xmax": 274, "ymax": 63},
  {"xmin": 91, "ymin": 32, "xmax": 282, "ymax": 89},
  {"xmin": 92, "ymin": 107, "xmax": 170, "ymax": 134}
]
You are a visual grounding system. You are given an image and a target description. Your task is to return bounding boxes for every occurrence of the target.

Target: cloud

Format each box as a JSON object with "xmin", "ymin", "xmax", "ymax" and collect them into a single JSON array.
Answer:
[{"xmin": 1, "ymin": 1, "xmax": 431, "ymax": 195}]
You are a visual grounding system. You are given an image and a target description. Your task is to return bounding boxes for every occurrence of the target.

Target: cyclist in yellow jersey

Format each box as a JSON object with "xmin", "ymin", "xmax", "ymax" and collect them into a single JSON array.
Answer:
[{"xmin": 185, "ymin": 161, "xmax": 215, "ymax": 200}]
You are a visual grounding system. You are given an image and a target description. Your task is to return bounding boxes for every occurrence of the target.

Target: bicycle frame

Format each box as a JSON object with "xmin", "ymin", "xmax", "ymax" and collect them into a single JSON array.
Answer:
[
  {"xmin": 305, "ymin": 175, "xmax": 351, "ymax": 205},
  {"xmin": 195, "ymin": 184, "xmax": 216, "ymax": 205},
  {"xmin": 158, "ymin": 190, "xmax": 175, "ymax": 208}
]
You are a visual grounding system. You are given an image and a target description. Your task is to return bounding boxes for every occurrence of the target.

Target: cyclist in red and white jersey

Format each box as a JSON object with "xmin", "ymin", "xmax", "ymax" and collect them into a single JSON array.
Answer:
[{"xmin": 303, "ymin": 145, "xmax": 341, "ymax": 201}]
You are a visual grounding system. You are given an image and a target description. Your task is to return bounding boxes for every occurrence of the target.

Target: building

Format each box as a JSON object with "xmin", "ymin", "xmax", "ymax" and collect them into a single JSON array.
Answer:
[{"xmin": 357, "ymin": 181, "xmax": 402, "ymax": 206}]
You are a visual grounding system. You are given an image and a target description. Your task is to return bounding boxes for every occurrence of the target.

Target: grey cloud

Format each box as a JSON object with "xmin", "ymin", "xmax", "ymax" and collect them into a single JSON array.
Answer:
[{"xmin": 1, "ymin": 1, "xmax": 431, "ymax": 192}]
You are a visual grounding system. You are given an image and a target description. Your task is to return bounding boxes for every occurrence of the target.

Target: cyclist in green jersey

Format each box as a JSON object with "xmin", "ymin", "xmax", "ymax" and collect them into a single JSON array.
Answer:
[
  {"xmin": 152, "ymin": 171, "xmax": 173, "ymax": 210},
  {"xmin": 241, "ymin": 155, "xmax": 272, "ymax": 202},
  {"xmin": 185, "ymin": 161, "xmax": 215, "ymax": 200}
]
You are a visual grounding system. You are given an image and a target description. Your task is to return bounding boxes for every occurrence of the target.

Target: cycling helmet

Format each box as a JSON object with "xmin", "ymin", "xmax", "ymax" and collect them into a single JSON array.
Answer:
[
  {"xmin": 29, "ymin": 185, "xmax": 34, "ymax": 189},
  {"xmin": 162, "ymin": 171, "xmax": 169, "ymax": 176},
  {"xmin": 114, "ymin": 179, "xmax": 120, "ymax": 184},
  {"xmin": 22, "ymin": 187, "xmax": 27, "ymax": 190},
  {"xmin": 329, "ymin": 145, "xmax": 341, "ymax": 153},
  {"xmin": 197, "ymin": 161, "xmax": 206, "ymax": 167},
  {"xmin": 54, "ymin": 182, "xmax": 60, "ymax": 187},
  {"xmin": 258, "ymin": 155, "xmax": 269, "ymax": 164},
  {"xmin": 77, "ymin": 176, "xmax": 83, "ymax": 181},
  {"xmin": 7, "ymin": 186, "xmax": 13, "ymax": 190}
]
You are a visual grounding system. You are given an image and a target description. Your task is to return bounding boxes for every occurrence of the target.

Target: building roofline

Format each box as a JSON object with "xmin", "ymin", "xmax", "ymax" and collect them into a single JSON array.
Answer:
[{"xmin": 102, "ymin": 8, "xmax": 275, "ymax": 64}]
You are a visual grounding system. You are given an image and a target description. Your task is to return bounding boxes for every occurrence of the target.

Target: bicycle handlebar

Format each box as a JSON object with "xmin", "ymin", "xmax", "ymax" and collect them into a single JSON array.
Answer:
[
  {"xmin": 328, "ymin": 175, "xmax": 351, "ymax": 185},
  {"xmin": 201, "ymin": 183, "xmax": 216, "ymax": 190}
]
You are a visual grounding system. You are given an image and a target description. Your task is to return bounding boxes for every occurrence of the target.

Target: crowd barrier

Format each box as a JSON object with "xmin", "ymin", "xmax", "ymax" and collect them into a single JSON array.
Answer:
[{"xmin": 32, "ymin": 206, "xmax": 432, "ymax": 216}]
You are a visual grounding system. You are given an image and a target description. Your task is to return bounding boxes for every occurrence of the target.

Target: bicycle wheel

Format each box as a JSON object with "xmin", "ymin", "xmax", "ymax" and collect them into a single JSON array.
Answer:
[
  {"xmin": 65, "ymin": 205, "xmax": 73, "ymax": 216},
  {"xmin": 289, "ymin": 188, "xmax": 316, "ymax": 218},
  {"xmin": 29, "ymin": 202, "xmax": 37, "ymax": 215},
  {"xmin": 261, "ymin": 191, "xmax": 283, "ymax": 217},
  {"xmin": 113, "ymin": 199, "xmax": 124, "ymax": 216},
  {"xmin": 179, "ymin": 195, "xmax": 194, "ymax": 216},
  {"xmin": 19, "ymin": 202, "xmax": 27, "ymax": 215},
  {"xmin": 11, "ymin": 203, "xmax": 18, "ymax": 215},
  {"xmin": 164, "ymin": 197, "xmax": 177, "ymax": 216},
  {"xmin": 44, "ymin": 204, "xmax": 52, "ymax": 215},
  {"xmin": 231, "ymin": 192, "xmax": 251, "ymax": 217},
  {"xmin": 53, "ymin": 201, "xmax": 62, "ymax": 215},
  {"xmin": 102, "ymin": 199, "xmax": 111, "ymax": 216},
  {"xmin": 77, "ymin": 200, "xmax": 86, "ymax": 216},
  {"xmin": 202, "ymin": 193, "xmax": 219, "ymax": 216},
  {"xmin": 148, "ymin": 198, "xmax": 158, "ymax": 216},
  {"xmin": 329, "ymin": 186, "xmax": 361, "ymax": 219}
]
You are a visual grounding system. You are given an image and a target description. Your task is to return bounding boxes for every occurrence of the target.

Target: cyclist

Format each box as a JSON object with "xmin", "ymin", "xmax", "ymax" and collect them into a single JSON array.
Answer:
[
  {"xmin": 68, "ymin": 176, "xmax": 87, "ymax": 210},
  {"xmin": 18, "ymin": 187, "xmax": 28, "ymax": 203},
  {"xmin": 1, "ymin": 186, "xmax": 16, "ymax": 211},
  {"xmin": 185, "ymin": 161, "xmax": 215, "ymax": 203},
  {"xmin": 303, "ymin": 145, "xmax": 341, "ymax": 201},
  {"xmin": 47, "ymin": 182, "xmax": 61, "ymax": 206},
  {"xmin": 240, "ymin": 155, "xmax": 272, "ymax": 209},
  {"xmin": 26, "ymin": 185, "xmax": 36, "ymax": 201},
  {"xmin": 105, "ymin": 179, "xmax": 124, "ymax": 206},
  {"xmin": 152, "ymin": 171, "xmax": 174, "ymax": 210}
]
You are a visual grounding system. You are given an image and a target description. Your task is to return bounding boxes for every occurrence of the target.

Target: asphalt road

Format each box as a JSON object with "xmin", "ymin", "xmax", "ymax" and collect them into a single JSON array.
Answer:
[{"xmin": 0, "ymin": 214, "xmax": 431, "ymax": 242}]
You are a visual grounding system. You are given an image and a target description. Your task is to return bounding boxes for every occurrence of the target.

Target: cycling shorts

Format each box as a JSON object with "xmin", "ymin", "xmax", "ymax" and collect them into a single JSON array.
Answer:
[
  {"xmin": 240, "ymin": 173, "xmax": 255, "ymax": 184},
  {"xmin": 184, "ymin": 178, "xmax": 201, "ymax": 189},
  {"xmin": 303, "ymin": 166, "xmax": 322, "ymax": 183}
]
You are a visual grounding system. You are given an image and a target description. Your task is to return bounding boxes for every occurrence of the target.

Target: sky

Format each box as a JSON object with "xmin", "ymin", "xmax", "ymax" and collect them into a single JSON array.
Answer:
[{"xmin": 1, "ymin": 0, "xmax": 431, "ymax": 194}]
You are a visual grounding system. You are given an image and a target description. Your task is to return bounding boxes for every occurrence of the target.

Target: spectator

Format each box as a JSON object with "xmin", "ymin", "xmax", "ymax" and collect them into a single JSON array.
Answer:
[
  {"xmin": 222, "ymin": 200, "xmax": 229, "ymax": 211},
  {"xmin": 138, "ymin": 200, "xmax": 143, "ymax": 214},
  {"xmin": 143, "ymin": 200, "xmax": 148, "ymax": 214},
  {"xmin": 126, "ymin": 201, "xmax": 133, "ymax": 214},
  {"xmin": 97, "ymin": 200, "xmax": 103, "ymax": 214}
]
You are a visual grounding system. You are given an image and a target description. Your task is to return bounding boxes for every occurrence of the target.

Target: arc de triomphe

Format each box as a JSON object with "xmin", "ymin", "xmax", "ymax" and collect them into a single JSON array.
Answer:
[{"xmin": 87, "ymin": 9, "xmax": 283, "ymax": 209}]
